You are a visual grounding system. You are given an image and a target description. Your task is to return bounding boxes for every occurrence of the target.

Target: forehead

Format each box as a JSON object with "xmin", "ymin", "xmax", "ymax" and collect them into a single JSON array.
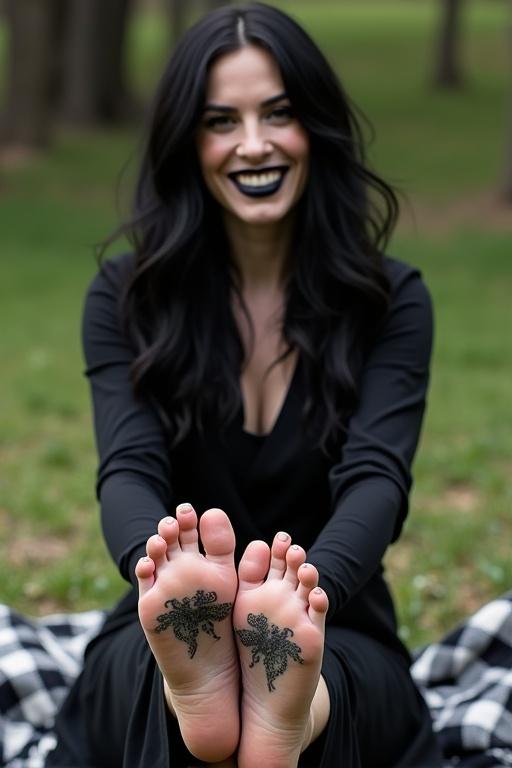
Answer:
[{"xmin": 205, "ymin": 45, "xmax": 285, "ymax": 104}]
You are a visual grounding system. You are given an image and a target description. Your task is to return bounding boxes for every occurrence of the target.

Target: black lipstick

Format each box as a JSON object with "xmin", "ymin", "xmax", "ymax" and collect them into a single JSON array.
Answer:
[{"xmin": 228, "ymin": 166, "xmax": 288, "ymax": 198}]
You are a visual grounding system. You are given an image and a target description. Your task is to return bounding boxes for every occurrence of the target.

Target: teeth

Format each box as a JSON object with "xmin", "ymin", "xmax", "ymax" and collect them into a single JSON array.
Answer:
[{"xmin": 236, "ymin": 171, "xmax": 282, "ymax": 187}]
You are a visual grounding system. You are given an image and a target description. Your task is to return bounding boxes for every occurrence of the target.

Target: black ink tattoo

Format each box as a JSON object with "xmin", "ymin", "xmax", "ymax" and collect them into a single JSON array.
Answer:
[
  {"xmin": 235, "ymin": 612, "xmax": 304, "ymax": 692},
  {"xmin": 154, "ymin": 589, "xmax": 232, "ymax": 658}
]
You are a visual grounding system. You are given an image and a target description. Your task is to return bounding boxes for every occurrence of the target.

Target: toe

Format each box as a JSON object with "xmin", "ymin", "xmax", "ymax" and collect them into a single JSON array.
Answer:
[
  {"xmin": 136, "ymin": 556, "xmax": 155, "ymax": 596},
  {"xmin": 146, "ymin": 534, "xmax": 168, "ymax": 568},
  {"xmin": 238, "ymin": 540, "xmax": 270, "ymax": 590},
  {"xmin": 157, "ymin": 516, "xmax": 180, "ymax": 558},
  {"xmin": 284, "ymin": 544, "xmax": 306, "ymax": 585},
  {"xmin": 308, "ymin": 587, "xmax": 329, "ymax": 627},
  {"xmin": 200, "ymin": 508, "xmax": 236, "ymax": 565},
  {"xmin": 267, "ymin": 531, "xmax": 291, "ymax": 580},
  {"xmin": 296, "ymin": 562, "xmax": 319, "ymax": 601},
  {"xmin": 176, "ymin": 503, "xmax": 199, "ymax": 552}
]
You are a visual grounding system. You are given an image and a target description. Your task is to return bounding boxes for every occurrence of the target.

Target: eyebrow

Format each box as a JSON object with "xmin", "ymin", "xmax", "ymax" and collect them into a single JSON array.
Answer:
[{"xmin": 203, "ymin": 92, "xmax": 289, "ymax": 113}]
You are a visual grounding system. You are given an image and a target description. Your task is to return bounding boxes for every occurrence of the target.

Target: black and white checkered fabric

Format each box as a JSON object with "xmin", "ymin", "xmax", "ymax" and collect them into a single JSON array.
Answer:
[
  {"xmin": 411, "ymin": 591, "xmax": 512, "ymax": 767},
  {"xmin": 1, "ymin": 594, "xmax": 512, "ymax": 767},
  {"xmin": 0, "ymin": 604, "xmax": 105, "ymax": 768}
]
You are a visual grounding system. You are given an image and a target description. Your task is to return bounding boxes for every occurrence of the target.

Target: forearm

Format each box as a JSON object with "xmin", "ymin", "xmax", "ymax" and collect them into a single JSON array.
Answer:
[
  {"xmin": 100, "ymin": 472, "xmax": 173, "ymax": 586},
  {"xmin": 306, "ymin": 477, "xmax": 400, "ymax": 619}
]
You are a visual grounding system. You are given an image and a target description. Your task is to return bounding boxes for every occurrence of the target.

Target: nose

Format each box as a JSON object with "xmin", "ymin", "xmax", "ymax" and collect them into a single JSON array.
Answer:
[{"xmin": 235, "ymin": 119, "xmax": 272, "ymax": 162}]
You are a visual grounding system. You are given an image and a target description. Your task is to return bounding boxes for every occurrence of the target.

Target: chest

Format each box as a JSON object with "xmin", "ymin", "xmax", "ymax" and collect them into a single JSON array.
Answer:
[
  {"xmin": 233, "ymin": 294, "xmax": 297, "ymax": 436},
  {"xmin": 240, "ymin": 344, "xmax": 298, "ymax": 436}
]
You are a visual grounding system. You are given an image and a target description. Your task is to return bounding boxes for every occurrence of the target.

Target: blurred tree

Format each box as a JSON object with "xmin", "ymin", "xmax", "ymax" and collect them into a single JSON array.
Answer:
[
  {"xmin": 167, "ymin": 0, "xmax": 230, "ymax": 46},
  {"xmin": 0, "ymin": 0, "xmax": 231, "ymax": 150},
  {"xmin": 58, "ymin": 0, "xmax": 136, "ymax": 124},
  {"xmin": 1, "ymin": 0, "xmax": 136, "ymax": 149},
  {"xmin": 433, "ymin": 0, "xmax": 465, "ymax": 88},
  {"xmin": 1, "ymin": 0, "xmax": 56, "ymax": 147},
  {"xmin": 168, "ymin": 0, "xmax": 188, "ymax": 45},
  {"xmin": 502, "ymin": 17, "xmax": 512, "ymax": 203}
]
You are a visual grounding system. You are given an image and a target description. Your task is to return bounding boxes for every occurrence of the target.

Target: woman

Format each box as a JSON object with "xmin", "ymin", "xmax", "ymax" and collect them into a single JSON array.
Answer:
[{"xmin": 47, "ymin": 3, "xmax": 442, "ymax": 767}]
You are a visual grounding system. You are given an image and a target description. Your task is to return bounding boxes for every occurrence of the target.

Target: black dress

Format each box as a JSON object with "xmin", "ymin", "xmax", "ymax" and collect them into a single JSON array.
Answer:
[{"xmin": 46, "ymin": 253, "xmax": 443, "ymax": 768}]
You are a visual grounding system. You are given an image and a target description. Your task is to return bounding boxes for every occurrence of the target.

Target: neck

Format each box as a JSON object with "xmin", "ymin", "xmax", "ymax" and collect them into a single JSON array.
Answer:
[{"xmin": 223, "ymin": 213, "xmax": 294, "ymax": 292}]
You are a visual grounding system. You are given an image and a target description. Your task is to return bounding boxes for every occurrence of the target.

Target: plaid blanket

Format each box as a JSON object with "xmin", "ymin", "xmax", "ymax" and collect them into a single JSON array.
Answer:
[
  {"xmin": 411, "ymin": 591, "xmax": 512, "ymax": 767},
  {"xmin": 1, "ymin": 595, "xmax": 512, "ymax": 768},
  {"xmin": 0, "ymin": 605, "xmax": 105, "ymax": 767}
]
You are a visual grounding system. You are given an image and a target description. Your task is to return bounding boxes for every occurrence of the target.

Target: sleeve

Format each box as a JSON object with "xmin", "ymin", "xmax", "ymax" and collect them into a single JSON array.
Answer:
[
  {"xmin": 82, "ymin": 256, "xmax": 175, "ymax": 586},
  {"xmin": 307, "ymin": 262, "xmax": 434, "ymax": 619}
]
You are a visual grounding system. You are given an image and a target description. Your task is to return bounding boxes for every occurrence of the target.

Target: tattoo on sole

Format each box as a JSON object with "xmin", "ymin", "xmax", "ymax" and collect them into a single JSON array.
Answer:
[
  {"xmin": 153, "ymin": 589, "xmax": 233, "ymax": 658},
  {"xmin": 235, "ymin": 613, "xmax": 304, "ymax": 692}
]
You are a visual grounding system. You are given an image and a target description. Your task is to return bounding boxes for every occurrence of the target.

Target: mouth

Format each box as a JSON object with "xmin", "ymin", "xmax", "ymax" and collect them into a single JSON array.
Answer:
[{"xmin": 227, "ymin": 166, "xmax": 289, "ymax": 198}]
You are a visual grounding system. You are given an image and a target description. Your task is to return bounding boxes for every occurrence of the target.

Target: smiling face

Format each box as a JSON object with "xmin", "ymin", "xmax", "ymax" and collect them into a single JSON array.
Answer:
[{"xmin": 196, "ymin": 45, "xmax": 309, "ymax": 231}]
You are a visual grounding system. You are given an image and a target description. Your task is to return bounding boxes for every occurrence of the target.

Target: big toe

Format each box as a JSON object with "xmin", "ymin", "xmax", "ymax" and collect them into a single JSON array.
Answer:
[
  {"xmin": 200, "ymin": 507, "xmax": 236, "ymax": 563},
  {"xmin": 238, "ymin": 540, "xmax": 270, "ymax": 590}
]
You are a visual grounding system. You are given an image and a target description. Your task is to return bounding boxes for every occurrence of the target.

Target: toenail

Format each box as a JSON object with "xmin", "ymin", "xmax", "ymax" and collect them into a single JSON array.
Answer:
[
  {"xmin": 292, "ymin": 544, "xmax": 300, "ymax": 550},
  {"xmin": 277, "ymin": 532, "xmax": 289, "ymax": 541},
  {"xmin": 314, "ymin": 587, "xmax": 323, "ymax": 594},
  {"xmin": 164, "ymin": 516, "xmax": 176, "ymax": 525},
  {"xmin": 143, "ymin": 557, "xmax": 150, "ymax": 563},
  {"xmin": 176, "ymin": 503, "xmax": 192, "ymax": 513},
  {"xmin": 301, "ymin": 563, "xmax": 309, "ymax": 568}
]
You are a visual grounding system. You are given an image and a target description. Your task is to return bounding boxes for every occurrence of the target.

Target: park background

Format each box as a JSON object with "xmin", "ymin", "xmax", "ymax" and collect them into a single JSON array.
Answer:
[{"xmin": 0, "ymin": 0, "xmax": 510, "ymax": 649}]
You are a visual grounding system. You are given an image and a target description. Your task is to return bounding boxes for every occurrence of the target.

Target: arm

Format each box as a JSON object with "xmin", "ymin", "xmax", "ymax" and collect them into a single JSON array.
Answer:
[
  {"xmin": 82, "ymin": 255, "xmax": 174, "ymax": 586},
  {"xmin": 307, "ymin": 262, "xmax": 434, "ymax": 619}
]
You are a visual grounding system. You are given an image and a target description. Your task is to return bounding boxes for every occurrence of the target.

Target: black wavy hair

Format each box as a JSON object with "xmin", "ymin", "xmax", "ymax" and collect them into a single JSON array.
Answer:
[{"xmin": 105, "ymin": 2, "xmax": 399, "ymax": 452}]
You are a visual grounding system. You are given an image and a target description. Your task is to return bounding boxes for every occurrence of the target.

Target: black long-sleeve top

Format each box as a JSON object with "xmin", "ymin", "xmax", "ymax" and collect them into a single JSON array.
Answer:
[{"xmin": 83, "ymin": 252, "xmax": 433, "ymax": 659}]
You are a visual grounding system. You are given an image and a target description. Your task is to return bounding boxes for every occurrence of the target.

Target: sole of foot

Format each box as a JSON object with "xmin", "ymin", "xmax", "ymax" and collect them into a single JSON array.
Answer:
[
  {"xmin": 136, "ymin": 504, "xmax": 240, "ymax": 763},
  {"xmin": 233, "ymin": 532, "xmax": 329, "ymax": 768}
]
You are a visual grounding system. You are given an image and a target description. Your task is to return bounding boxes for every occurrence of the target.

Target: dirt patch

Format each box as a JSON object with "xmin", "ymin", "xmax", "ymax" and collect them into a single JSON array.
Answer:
[
  {"xmin": 385, "ymin": 539, "xmax": 414, "ymax": 576},
  {"xmin": 442, "ymin": 483, "xmax": 481, "ymax": 514},
  {"xmin": 398, "ymin": 189, "xmax": 512, "ymax": 236},
  {"xmin": 8, "ymin": 534, "xmax": 71, "ymax": 567},
  {"xmin": 0, "ymin": 145, "xmax": 45, "ymax": 171},
  {"xmin": 456, "ymin": 570, "xmax": 495, "ymax": 617},
  {"xmin": 30, "ymin": 598, "xmax": 69, "ymax": 615},
  {"xmin": 415, "ymin": 482, "xmax": 481, "ymax": 514}
]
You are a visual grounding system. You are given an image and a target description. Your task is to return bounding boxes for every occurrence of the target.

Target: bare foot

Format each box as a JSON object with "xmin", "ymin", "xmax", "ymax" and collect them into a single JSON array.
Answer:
[
  {"xmin": 234, "ymin": 533, "xmax": 329, "ymax": 768},
  {"xmin": 136, "ymin": 504, "xmax": 240, "ymax": 763}
]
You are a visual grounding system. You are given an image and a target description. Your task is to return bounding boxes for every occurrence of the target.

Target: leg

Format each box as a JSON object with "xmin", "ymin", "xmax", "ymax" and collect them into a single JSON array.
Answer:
[
  {"xmin": 305, "ymin": 626, "xmax": 445, "ymax": 768},
  {"xmin": 234, "ymin": 532, "xmax": 329, "ymax": 768},
  {"xmin": 301, "ymin": 673, "xmax": 330, "ymax": 753},
  {"xmin": 136, "ymin": 504, "xmax": 240, "ymax": 763}
]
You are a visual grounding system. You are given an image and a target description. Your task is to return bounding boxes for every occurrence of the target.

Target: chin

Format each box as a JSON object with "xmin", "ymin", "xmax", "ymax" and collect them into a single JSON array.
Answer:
[{"xmin": 230, "ymin": 200, "xmax": 294, "ymax": 226}]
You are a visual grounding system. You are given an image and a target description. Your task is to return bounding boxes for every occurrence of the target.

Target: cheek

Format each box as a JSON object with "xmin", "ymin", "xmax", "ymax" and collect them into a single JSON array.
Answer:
[
  {"xmin": 282, "ymin": 126, "xmax": 309, "ymax": 163},
  {"xmin": 197, "ymin": 135, "xmax": 231, "ymax": 174}
]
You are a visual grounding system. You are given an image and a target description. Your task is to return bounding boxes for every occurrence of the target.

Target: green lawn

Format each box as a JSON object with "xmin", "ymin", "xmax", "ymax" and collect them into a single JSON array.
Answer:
[{"xmin": 0, "ymin": 2, "xmax": 510, "ymax": 648}]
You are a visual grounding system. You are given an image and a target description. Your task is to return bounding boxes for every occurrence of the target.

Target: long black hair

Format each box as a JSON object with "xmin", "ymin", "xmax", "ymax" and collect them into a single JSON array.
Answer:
[{"xmin": 105, "ymin": 2, "xmax": 398, "ymax": 451}]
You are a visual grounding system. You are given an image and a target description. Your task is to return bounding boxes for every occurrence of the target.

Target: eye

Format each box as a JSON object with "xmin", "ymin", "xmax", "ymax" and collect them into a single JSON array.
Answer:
[
  {"xmin": 266, "ymin": 106, "xmax": 294, "ymax": 124},
  {"xmin": 203, "ymin": 114, "xmax": 237, "ymax": 132}
]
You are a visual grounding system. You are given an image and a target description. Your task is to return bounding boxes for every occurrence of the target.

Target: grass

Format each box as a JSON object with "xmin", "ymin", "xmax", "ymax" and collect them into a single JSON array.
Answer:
[
  {"xmin": 0, "ymin": 1, "xmax": 511, "ymax": 648},
  {"xmin": 388, "ymin": 233, "xmax": 512, "ymax": 644}
]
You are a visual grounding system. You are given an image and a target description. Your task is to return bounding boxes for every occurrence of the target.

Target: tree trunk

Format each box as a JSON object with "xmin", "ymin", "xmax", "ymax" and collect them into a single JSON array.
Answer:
[
  {"xmin": 433, "ymin": 0, "xmax": 464, "ymax": 88},
  {"xmin": 204, "ymin": 0, "xmax": 228, "ymax": 10},
  {"xmin": 1, "ymin": 0, "xmax": 55, "ymax": 147},
  {"xmin": 58, "ymin": 0, "xmax": 135, "ymax": 125},
  {"xmin": 502, "ymin": 15, "xmax": 512, "ymax": 203},
  {"xmin": 168, "ymin": 0, "xmax": 188, "ymax": 46},
  {"xmin": 97, "ymin": 0, "xmax": 136, "ymax": 121}
]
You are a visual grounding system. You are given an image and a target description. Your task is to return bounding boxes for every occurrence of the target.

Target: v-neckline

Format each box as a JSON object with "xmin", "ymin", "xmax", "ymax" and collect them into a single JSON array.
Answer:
[{"xmin": 240, "ymin": 356, "xmax": 301, "ymax": 440}]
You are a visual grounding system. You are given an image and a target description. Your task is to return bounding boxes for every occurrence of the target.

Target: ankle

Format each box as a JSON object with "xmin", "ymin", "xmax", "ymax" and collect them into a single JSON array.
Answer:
[
  {"xmin": 300, "ymin": 675, "xmax": 330, "ymax": 752},
  {"xmin": 300, "ymin": 708, "xmax": 315, "ymax": 754},
  {"xmin": 163, "ymin": 679, "xmax": 176, "ymax": 718}
]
